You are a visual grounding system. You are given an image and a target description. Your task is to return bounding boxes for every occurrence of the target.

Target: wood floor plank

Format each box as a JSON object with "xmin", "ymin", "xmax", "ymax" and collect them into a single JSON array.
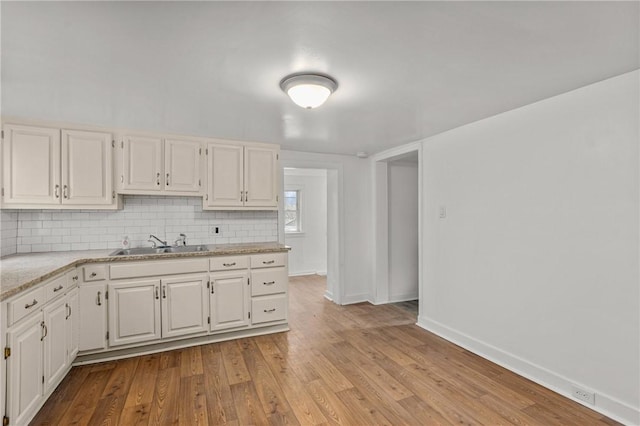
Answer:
[{"xmin": 32, "ymin": 275, "xmax": 619, "ymax": 426}]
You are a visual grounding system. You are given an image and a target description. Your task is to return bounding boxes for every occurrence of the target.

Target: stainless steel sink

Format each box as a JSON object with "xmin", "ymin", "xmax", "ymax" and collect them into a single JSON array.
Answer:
[{"xmin": 109, "ymin": 245, "xmax": 209, "ymax": 256}]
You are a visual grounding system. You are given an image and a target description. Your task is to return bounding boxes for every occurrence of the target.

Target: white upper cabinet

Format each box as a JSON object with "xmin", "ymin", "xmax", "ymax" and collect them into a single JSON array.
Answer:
[
  {"xmin": 122, "ymin": 135, "xmax": 163, "ymax": 191},
  {"xmin": 119, "ymin": 135, "xmax": 203, "ymax": 195},
  {"xmin": 205, "ymin": 142, "xmax": 279, "ymax": 210},
  {"xmin": 244, "ymin": 146, "xmax": 278, "ymax": 208},
  {"xmin": 207, "ymin": 143, "xmax": 244, "ymax": 207},
  {"xmin": 165, "ymin": 139, "xmax": 202, "ymax": 193},
  {"xmin": 62, "ymin": 129, "xmax": 113, "ymax": 205},
  {"xmin": 2, "ymin": 124, "xmax": 61, "ymax": 205},
  {"xmin": 2, "ymin": 124, "xmax": 116, "ymax": 209}
]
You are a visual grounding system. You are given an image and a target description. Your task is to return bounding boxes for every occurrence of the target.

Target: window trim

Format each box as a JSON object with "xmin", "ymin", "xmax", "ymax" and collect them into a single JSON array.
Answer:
[{"xmin": 284, "ymin": 186, "xmax": 303, "ymax": 234}]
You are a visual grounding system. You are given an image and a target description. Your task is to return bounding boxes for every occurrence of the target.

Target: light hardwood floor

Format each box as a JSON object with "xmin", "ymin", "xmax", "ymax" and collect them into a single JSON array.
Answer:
[{"xmin": 31, "ymin": 274, "xmax": 619, "ymax": 425}]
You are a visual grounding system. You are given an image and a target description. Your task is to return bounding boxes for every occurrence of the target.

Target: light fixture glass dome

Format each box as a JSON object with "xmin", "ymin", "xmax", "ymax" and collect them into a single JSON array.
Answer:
[{"xmin": 280, "ymin": 73, "xmax": 338, "ymax": 109}]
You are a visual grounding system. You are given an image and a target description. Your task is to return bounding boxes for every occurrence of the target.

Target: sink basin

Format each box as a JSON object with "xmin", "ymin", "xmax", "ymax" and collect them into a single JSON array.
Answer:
[{"xmin": 109, "ymin": 245, "xmax": 209, "ymax": 256}]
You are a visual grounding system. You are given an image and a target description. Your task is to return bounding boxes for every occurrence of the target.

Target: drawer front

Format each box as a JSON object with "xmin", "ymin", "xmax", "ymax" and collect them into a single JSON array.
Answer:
[
  {"xmin": 110, "ymin": 258, "xmax": 209, "ymax": 280},
  {"xmin": 251, "ymin": 294, "xmax": 287, "ymax": 325},
  {"xmin": 8, "ymin": 287, "xmax": 45, "ymax": 326},
  {"xmin": 250, "ymin": 252, "xmax": 287, "ymax": 269},
  {"xmin": 210, "ymin": 256, "xmax": 249, "ymax": 272},
  {"xmin": 83, "ymin": 264, "xmax": 107, "ymax": 282},
  {"xmin": 251, "ymin": 267, "xmax": 287, "ymax": 297},
  {"xmin": 67, "ymin": 269, "xmax": 80, "ymax": 289},
  {"xmin": 44, "ymin": 274, "xmax": 68, "ymax": 302}
]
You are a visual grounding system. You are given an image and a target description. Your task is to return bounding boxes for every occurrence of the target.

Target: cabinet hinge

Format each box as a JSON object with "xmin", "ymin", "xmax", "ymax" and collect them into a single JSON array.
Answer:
[
  {"xmin": 1, "ymin": 130, "xmax": 4, "ymax": 139},
  {"xmin": 247, "ymin": 278, "xmax": 250, "ymax": 285},
  {"xmin": 3, "ymin": 347, "xmax": 10, "ymax": 359},
  {"xmin": 206, "ymin": 281, "xmax": 210, "ymax": 289},
  {"xmin": 248, "ymin": 312, "xmax": 251, "ymax": 319},
  {"xmin": 3, "ymin": 415, "xmax": 9, "ymax": 426},
  {"xmin": 106, "ymin": 331, "xmax": 109, "ymax": 340},
  {"xmin": 198, "ymin": 179, "xmax": 201, "ymax": 187},
  {"xmin": 207, "ymin": 316, "xmax": 210, "ymax": 324},
  {"xmin": 105, "ymin": 290, "xmax": 108, "ymax": 300},
  {"xmin": 276, "ymin": 195, "xmax": 279, "ymax": 202},
  {"xmin": 277, "ymin": 154, "xmax": 279, "ymax": 160},
  {"xmin": 121, "ymin": 140, "xmax": 124, "ymax": 148},
  {"xmin": 111, "ymin": 140, "xmax": 115, "ymax": 148},
  {"xmin": 1, "ymin": 188, "xmax": 4, "ymax": 197},
  {"xmin": 199, "ymin": 148, "xmax": 202, "ymax": 155},
  {"xmin": 206, "ymin": 148, "xmax": 208, "ymax": 155},
  {"xmin": 42, "ymin": 376, "xmax": 44, "ymax": 384}
]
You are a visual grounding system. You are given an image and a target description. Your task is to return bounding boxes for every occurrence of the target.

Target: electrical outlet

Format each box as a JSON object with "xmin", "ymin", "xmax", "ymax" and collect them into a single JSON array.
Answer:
[
  {"xmin": 209, "ymin": 226, "xmax": 220, "ymax": 235},
  {"xmin": 571, "ymin": 385, "xmax": 595, "ymax": 405}
]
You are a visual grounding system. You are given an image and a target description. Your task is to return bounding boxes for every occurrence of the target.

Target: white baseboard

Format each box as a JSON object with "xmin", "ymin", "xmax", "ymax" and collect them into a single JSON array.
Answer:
[
  {"xmin": 389, "ymin": 293, "xmax": 418, "ymax": 303},
  {"xmin": 288, "ymin": 270, "xmax": 327, "ymax": 277},
  {"xmin": 324, "ymin": 290, "xmax": 333, "ymax": 301},
  {"xmin": 342, "ymin": 292, "xmax": 370, "ymax": 305},
  {"xmin": 417, "ymin": 316, "xmax": 639, "ymax": 426}
]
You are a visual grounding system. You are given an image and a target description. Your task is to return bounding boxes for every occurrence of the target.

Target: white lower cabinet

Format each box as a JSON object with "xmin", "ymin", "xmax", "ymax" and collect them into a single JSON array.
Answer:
[
  {"xmin": 4, "ymin": 276, "xmax": 78, "ymax": 426},
  {"xmin": 108, "ymin": 279, "xmax": 161, "ymax": 347},
  {"xmin": 78, "ymin": 282, "xmax": 107, "ymax": 352},
  {"xmin": 210, "ymin": 270, "xmax": 250, "ymax": 332},
  {"xmin": 42, "ymin": 297, "xmax": 68, "ymax": 393},
  {"xmin": 161, "ymin": 275, "xmax": 209, "ymax": 339},
  {"xmin": 6, "ymin": 315, "xmax": 43, "ymax": 426}
]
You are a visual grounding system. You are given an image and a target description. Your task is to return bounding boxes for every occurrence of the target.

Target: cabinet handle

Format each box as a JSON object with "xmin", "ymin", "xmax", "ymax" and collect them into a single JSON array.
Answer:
[
  {"xmin": 65, "ymin": 303, "xmax": 70, "ymax": 320},
  {"xmin": 162, "ymin": 285, "xmax": 166, "ymax": 299},
  {"xmin": 211, "ymin": 283, "xmax": 214, "ymax": 294},
  {"xmin": 155, "ymin": 287, "xmax": 159, "ymax": 299},
  {"xmin": 166, "ymin": 173, "xmax": 170, "ymax": 186},
  {"xmin": 245, "ymin": 191, "xmax": 248, "ymax": 202},
  {"xmin": 240, "ymin": 191, "xmax": 243, "ymax": 202},
  {"xmin": 54, "ymin": 184, "xmax": 60, "ymax": 198},
  {"xmin": 156, "ymin": 172, "xmax": 161, "ymax": 186},
  {"xmin": 262, "ymin": 260, "xmax": 275, "ymax": 265},
  {"xmin": 90, "ymin": 272, "xmax": 97, "ymax": 278},
  {"xmin": 25, "ymin": 299, "xmax": 38, "ymax": 309},
  {"xmin": 72, "ymin": 275, "xmax": 78, "ymax": 281},
  {"xmin": 97, "ymin": 291, "xmax": 102, "ymax": 306},
  {"xmin": 222, "ymin": 262, "xmax": 236, "ymax": 267},
  {"xmin": 264, "ymin": 308, "xmax": 276, "ymax": 313},
  {"xmin": 41, "ymin": 321, "xmax": 48, "ymax": 341},
  {"xmin": 53, "ymin": 285, "xmax": 64, "ymax": 292},
  {"xmin": 263, "ymin": 281, "xmax": 275, "ymax": 286},
  {"xmin": 63, "ymin": 185, "xmax": 69, "ymax": 199},
  {"xmin": 69, "ymin": 304, "xmax": 72, "ymax": 319}
]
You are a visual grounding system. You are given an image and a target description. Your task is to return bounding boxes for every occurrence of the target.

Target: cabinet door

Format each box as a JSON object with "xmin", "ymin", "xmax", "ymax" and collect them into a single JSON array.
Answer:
[
  {"xmin": 122, "ymin": 135, "xmax": 163, "ymax": 191},
  {"xmin": 165, "ymin": 139, "xmax": 202, "ymax": 193},
  {"xmin": 244, "ymin": 146, "xmax": 278, "ymax": 207},
  {"xmin": 108, "ymin": 279, "xmax": 161, "ymax": 347},
  {"xmin": 78, "ymin": 282, "xmax": 107, "ymax": 352},
  {"xmin": 6, "ymin": 314, "xmax": 44, "ymax": 426},
  {"xmin": 210, "ymin": 271, "xmax": 250, "ymax": 332},
  {"xmin": 2, "ymin": 124, "xmax": 60, "ymax": 205},
  {"xmin": 66, "ymin": 287, "xmax": 80, "ymax": 362},
  {"xmin": 206, "ymin": 143, "xmax": 244, "ymax": 207},
  {"xmin": 61, "ymin": 129, "xmax": 113, "ymax": 205},
  {"xmin": 161, "ymin": 275, "xmax": 208, "ymax": 339},
  {"xmin": 43, "ymin": 296, "xmax": 68, "ymax": 394}
]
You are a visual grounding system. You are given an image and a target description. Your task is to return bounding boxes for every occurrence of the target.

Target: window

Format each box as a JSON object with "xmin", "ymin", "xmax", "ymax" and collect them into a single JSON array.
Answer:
[{"xmin": 284, "ymin": 190, "xmax": 301, "ymax": 233}]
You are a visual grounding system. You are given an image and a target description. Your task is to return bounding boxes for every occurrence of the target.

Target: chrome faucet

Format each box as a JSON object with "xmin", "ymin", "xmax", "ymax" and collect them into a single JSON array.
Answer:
[
  {"xmin": 174, "ymin": 233, "xmax": 187, "ymax": 246},
  {"xmin": 148, "ymin": 234, "xmax": 167, "ymax": 248}
]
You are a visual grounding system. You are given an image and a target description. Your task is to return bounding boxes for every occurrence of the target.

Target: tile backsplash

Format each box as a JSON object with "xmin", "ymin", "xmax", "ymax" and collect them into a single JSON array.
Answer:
[
  {"xmin": 2, "ymin": 196, "xmax": 278, "ymax": 255},
  {"xmin": 1, "ymin": 211, "xmax": 19, "ymax": 257}
]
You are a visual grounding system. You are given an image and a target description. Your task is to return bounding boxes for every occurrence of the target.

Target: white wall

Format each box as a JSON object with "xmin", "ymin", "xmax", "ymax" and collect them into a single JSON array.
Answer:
[
  {"xmin": 1, "ymin": 211, "xmax": 18, "ymax": 257},
  {"xmin": 388, "ymin": 161, "xmax": 419, "ymax": 301},
  {"xmin": 9, "ymin": 196, "xmax": 277, "ymax": 253},
  {"xmin": 419, "ymin": 71, "xmax": 639, "ymax": 424},
  {"xmin": 284, "ymin": 169, "xmax": 327, "ymax": 276},
  {"xmin": 280, "ymin": 150, "xmax": 372, "ymax": 304}
]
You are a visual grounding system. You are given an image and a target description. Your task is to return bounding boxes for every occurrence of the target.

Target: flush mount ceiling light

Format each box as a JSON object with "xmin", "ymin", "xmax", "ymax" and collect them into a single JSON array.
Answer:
[{"xmin": 280, "ymin": 73, "xmax": 338, "ymax": 109}]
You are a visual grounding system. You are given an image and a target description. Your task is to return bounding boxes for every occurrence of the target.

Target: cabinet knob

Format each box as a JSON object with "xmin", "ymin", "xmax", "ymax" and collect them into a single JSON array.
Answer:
[{"xmin": 90, "ymin": 272, "xmax": 97, "ymax": 277}]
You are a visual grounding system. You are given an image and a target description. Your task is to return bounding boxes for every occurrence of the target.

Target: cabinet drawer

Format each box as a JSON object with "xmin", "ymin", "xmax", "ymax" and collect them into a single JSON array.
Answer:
[
  {"xmin": 210, "ymin": 256, "xmax": 249, "ymax": 272},
  {"xmin": 251, "ymin": 294, "xmax": 287, "ymax": 325},
  {"xmin": 8, "ymin": 287, "xmax": 45, "ymax": 326},
  {"xmin": 110, "ymin": 258, "xmax": 208, "ymax": 279},
  {"xmin": 83, "ymin": 264, "xmax": 107, "ymax": 282},
  {"xmin": 250, "ymin": 253, "xmax": 287, "ymax": 269},
  {"xmin": 251, "ymin": 267, "xmax": 287, "ymax": 296},
  {"xmin": 44, "ymin": 274, "xmax": 68, "ymax": 302}
]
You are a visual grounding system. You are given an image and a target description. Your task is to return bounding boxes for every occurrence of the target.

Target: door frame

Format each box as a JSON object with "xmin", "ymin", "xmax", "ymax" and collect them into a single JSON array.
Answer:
[
  {"xmin": 279, "ymin": 160, "xmax": 345, "ymax": 305},
  {"xmin": 370, "ymin": 141, "xmax": 423, "ymax": 316}
]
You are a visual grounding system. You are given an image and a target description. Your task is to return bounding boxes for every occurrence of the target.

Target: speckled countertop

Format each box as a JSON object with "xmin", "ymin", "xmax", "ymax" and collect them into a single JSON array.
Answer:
[{"xmin": 0, "ymin": 243, "xmax": 289, "ymax": 301}]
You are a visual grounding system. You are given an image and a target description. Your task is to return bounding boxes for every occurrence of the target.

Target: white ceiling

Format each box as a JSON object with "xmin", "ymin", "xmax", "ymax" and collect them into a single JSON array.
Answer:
[{"xmin": 2, "ymin": 2, "xmax": 638, "ymax": 156}]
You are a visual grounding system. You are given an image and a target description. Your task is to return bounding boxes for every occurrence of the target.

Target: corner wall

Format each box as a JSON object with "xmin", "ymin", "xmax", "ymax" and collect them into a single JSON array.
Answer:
[{"xmin": 419, "ymin": 71, "xmax": 639, "ymax": 424}]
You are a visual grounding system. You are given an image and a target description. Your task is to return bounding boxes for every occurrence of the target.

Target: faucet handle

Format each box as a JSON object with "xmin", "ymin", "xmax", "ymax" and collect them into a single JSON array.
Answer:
[{"xmin": 175, "ymin": 233, "xmax": 187, "ymax": 246}]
